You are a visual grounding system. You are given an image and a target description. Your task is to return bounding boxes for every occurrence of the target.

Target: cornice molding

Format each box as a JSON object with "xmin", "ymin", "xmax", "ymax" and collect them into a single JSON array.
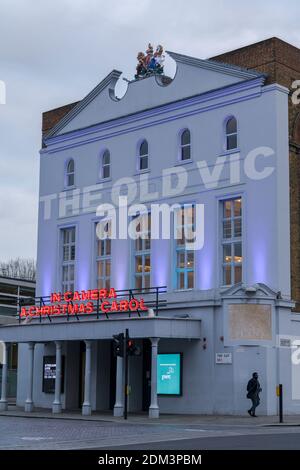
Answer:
[
  {"xmin": 41, "ymin": 77, "xmax": 264, "ymax": 155},
  {"xmin": 43, "ymin": 52, "xmax": 269, "ymax": 145},
  {"xmin": 44, "ymin": 69, "xmax": 122, "ymax": 141},
  {"xmin": 261, "ymin": 83, "xmax": 290, "ymax": 95},
  {"xmin": 166, "ymin": 50, "xmax": 266, "ymax": 80}
]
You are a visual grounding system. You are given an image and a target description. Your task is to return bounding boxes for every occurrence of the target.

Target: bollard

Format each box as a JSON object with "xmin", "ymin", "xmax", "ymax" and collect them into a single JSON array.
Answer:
[{"xmin": 277, "ymin": 384, "xmax": 283, "ymax": 423}]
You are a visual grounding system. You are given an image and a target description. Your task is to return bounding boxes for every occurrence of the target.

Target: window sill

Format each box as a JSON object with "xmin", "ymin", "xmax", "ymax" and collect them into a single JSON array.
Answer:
[
  {"xmin": 219, "ymin": 283, "xmax": 243, "ymax": 291},
  {"xmin": 220, "ymin": 148, "xmax": 240, "ymax": 157},
  {"xmin": 174, "ymin": 159, "xmax": 193, "ymax": 166},
  {"xmin": 134, "ymin": 169, "xmax": 151, "ymax": 176},
  {"xmin": 172, "ymin": 288, "xmax": 194, "ymax": 293},
  {"xmin": 98, "ymin": 177, "xmax": 112, "ymax": 184},
  {"xmin": 62, "ymin": 185, "xmax": 77, "ymax": 192}
]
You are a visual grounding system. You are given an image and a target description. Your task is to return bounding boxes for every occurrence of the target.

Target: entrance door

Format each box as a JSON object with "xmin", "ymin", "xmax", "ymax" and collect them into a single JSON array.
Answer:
[
  {"xmin": 78, "ymin": 341, "xmax": 85, "ymax": 407},
  {"xmin": 142, "ymin": 339, "xmax": 151, "ymax": 411},
  {"xmin": 106, "ymin": 339, "xmax": 151, "ymax": 412}
]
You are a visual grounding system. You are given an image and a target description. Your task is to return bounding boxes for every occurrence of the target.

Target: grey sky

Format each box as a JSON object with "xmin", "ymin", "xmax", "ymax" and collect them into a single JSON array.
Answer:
[{"xmin": 0, "ymin": 0, "xmax": 299, "ymax": 261}]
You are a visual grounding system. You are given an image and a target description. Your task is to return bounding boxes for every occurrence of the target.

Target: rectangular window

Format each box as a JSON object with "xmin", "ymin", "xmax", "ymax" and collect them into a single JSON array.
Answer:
[
  {"xmin": 221, "ymin": 198, "xmax": 242, "ymax": 286},
  {"xmin": 96, "ymin": 221, "xmax": 111, "ymax": 290},
  {"xmin": 175, "ymin": 205, "xmax": 195, "ymax": 290},
  {"xmin": 61, "ymin": 227, "xmax": 76, "ymax": 292},
  {"xmin": 134, "ymin": 213, "xmax": 151, "ymax": 290}
]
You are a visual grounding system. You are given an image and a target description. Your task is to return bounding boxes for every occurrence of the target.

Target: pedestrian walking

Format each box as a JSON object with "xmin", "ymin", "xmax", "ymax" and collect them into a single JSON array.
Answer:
[{"xmin": 247, "ymin": 372, "xmax": 262, "ymax": 417}]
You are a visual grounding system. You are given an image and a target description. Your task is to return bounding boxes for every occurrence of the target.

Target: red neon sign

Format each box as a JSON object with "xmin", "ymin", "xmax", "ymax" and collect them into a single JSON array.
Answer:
[{"xmin": 20, "ymin": 288, "xmax": 148, "ymax": 318}]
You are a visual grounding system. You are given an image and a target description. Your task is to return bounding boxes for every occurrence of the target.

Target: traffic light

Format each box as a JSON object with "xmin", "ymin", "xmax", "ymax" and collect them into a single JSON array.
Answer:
[
  {"xmin": 112, "ymin": 333, "xmax": 124, "ymax": 357},
  {"xmin": 126, "ymin": 338, "xmax": 141, "ymax": 356}
]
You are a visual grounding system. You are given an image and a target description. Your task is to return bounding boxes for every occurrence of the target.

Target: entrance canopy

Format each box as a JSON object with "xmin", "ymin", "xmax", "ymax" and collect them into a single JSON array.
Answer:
[{"xmin": 0, "ymin": 316, "xmax": 201, "ymax": 343}]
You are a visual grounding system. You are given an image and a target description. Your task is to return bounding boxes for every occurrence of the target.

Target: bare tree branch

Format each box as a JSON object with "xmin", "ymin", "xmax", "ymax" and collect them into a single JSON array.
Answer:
[{"xmin": 0, "ymin": 258, "xmax": 36, "ymax": 281}]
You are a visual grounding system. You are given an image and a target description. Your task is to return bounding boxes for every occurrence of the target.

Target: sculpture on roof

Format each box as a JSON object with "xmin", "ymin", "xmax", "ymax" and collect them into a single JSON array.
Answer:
[
  {"xmin": 135, "ymin": 44, "xmax": 165, "ymax": 79},
  {"xmin": 145, "ymin": 43, "xmax": 154, "ymax": 67}
]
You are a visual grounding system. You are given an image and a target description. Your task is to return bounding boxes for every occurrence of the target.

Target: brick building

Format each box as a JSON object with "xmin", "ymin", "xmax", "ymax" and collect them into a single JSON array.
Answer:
[
  {"xmin": 41, "ymin": 38, "xmax": 300, "ymax": 310},
  {"xmin": 211, "ymin": 37, "xmax": 300, "ymax": 310},
  {"xmin": 1, "ymin": 36, "xmax": 298, "ymax": 417}
]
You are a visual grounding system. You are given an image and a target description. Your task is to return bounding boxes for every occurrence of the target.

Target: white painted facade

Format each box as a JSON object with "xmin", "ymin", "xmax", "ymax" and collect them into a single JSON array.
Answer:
[{"xmin": 1, "ymin": 51, "xmax": 299, "ymax": 416}]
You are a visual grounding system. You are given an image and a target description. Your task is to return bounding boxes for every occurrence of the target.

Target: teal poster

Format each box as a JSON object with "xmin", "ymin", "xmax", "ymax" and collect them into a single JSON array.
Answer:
[{"xmin": 157, "ymin": 353, "xmax": 181, "ymax": 395}]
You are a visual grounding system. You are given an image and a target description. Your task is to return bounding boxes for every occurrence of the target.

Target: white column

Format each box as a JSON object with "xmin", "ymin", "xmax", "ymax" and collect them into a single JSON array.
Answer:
[
  {"xmin": 52, "ymin": 341, "xmax": 62, "ymax": 414},
  {"xmin": 0, "ymin": 342, "xmax": 9, "ymax": 411},
  {"xmin": 113, "ymin": 356, "xmax": 124, "ymax": 417},
  {"xmin": 82, "ymin": 340, "xmax": 92, "ymax": 416},
  {"xmin": 25, "ymin": 342, "xmax": 35, "ymax": 412},
  {"xmin": 149, "ymin": 337, "xmax": 160, "ymax": 418}
]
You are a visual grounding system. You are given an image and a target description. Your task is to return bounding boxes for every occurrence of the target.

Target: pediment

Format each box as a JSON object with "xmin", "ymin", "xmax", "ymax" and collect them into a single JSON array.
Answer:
[
  {"xmin": 221, "ymin": 283, "xmax": 278, "ymax": 299},
  {"xmin": 44, "ymin": 51, "xmax": 265, "ymax": 141}
]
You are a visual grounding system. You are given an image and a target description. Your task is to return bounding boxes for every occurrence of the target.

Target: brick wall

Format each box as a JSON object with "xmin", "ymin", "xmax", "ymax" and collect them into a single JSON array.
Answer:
[{"xmin": 42, "ymin": 102, "xmax": 79, "ymax": 138}]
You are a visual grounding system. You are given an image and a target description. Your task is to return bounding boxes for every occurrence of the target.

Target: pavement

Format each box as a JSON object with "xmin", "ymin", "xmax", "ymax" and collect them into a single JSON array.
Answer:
[
  {"xmin": 2, "ymin": 405, "xmax": 300, "ymax": 450},
  {"xmin": 0, "ymin": 404, "xmax": 298, "ymax": 426}
]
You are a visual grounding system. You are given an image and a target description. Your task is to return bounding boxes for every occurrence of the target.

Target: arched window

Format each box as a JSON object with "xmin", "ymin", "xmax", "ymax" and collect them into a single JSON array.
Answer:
[
  {"xmin": 138, "ymin": 140, "xmax": 149, "ymax": 171},
  {"xmin": 225, "ymin": 117, "xmax": 238, "ymax": 150},
  {"xmin": 102, "ymin": 150, "xmax": 110, "ymax": 179},
  {"xmin": 66, "ymin": 159, "xmax": 75, "ymax": 187},
  {"xmin": 180, "ymin": 129, "xmax": 191, "ymax": 160}
]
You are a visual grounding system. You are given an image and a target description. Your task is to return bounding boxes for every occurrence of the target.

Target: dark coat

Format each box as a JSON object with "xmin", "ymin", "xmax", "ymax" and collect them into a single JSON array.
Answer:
[{"xmin": 247, "ymin": 378, "xmax": 261, "ymax": 399}]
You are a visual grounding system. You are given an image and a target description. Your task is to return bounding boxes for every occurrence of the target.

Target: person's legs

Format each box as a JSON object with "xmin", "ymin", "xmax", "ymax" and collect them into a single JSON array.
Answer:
[
  {"xmin": 248, "ymin": 399, "xmax": 255, "ymax": 416},
  {"xmin": 252, "ymin": 397, "xmax": 259, "ymax": 416},
  {"xmin": 248, "ymin": 398, "xmax": 258, "ymax": 416}
]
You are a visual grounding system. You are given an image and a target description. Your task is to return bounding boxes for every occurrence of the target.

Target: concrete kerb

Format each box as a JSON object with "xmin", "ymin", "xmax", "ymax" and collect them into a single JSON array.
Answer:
[{"xmin": 1, "ymin": 408, "xmax": 300, "ymax": 427}]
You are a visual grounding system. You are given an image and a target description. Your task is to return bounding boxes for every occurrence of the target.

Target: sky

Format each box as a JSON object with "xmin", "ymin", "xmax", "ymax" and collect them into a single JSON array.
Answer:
[{"xmin": 0, "ymin": 0, "xmax": 299, "ymax": 262}]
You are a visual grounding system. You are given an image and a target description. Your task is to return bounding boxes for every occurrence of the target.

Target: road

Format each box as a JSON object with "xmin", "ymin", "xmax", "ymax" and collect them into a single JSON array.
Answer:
[
  {"xmin": 0, "ymin": 415, "xmax": 300, "ymax": 450},
  {"xmin": 104, "ymin": 432, "xmax": 300, "ymax": 450}
]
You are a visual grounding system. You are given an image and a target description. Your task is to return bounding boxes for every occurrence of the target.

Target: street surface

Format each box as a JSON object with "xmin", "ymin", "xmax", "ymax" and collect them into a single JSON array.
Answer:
[{"xmin": 1, "ymin": 415, "xmax": 300, "ymax": 450}]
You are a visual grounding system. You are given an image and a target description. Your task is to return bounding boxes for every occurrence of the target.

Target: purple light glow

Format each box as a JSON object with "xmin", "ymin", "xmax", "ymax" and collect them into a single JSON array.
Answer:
[
  {"xmin": 40, "ymin": 264, "xmax": 53, "ymax": 298},
  {"xmin": 151, "ymin": 240, "xmax": 169, "ymax": 288},
  {"xmin": 114, "ymin": 240, "xmax": 129, "ymax": 290},
  {"xmin": 196, "ymin": 238, "xmax": 213, "ymax": 290},
  {"xmin": 252, "ymin": 244, "xmax": 267, "ymax": 284},
  {"xmin": 77, "ymin": 263, "xmax": 89, "ymax": 291},
  {"xmin": 198, "ymin": 260, "xmax": 213, "ymax": 290}
]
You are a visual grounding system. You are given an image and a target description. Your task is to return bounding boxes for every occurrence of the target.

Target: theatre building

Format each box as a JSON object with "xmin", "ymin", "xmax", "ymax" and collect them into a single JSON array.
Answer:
[
  {"xmin": 1, "ymin": 38, "xmax": 300, "ymax": 417},
  {"xmin": 0, "ymin": 276, "xmax": 35, "ymax": 401}
]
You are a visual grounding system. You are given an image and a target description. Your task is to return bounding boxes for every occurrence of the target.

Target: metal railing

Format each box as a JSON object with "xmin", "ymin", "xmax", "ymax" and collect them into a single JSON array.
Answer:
[{"xmin": 18, "ymin": 286, "xmax": 167, "ymax": 323}]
